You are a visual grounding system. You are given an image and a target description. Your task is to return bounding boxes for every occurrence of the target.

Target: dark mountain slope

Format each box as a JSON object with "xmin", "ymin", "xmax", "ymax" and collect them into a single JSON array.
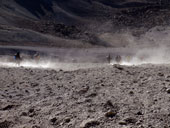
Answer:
[
  {"xmin": 0, "ymin": 0, "xmax": 170, "ymax": 47},
  {"xmin": 14, "ymin": 0, "xmax": 54, "ymax": 18}
]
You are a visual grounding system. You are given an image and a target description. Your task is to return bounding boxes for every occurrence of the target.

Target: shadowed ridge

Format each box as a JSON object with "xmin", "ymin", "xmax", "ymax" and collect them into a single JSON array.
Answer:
[{"xmin": 14, "ymin": 0, "xmax": 54, "ymax": 18}]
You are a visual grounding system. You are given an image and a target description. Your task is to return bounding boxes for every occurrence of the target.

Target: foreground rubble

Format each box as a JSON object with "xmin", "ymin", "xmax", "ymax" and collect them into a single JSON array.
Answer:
[{"xmin": 0, "ymin": 64, "xmax": 170, "ymax": 128}]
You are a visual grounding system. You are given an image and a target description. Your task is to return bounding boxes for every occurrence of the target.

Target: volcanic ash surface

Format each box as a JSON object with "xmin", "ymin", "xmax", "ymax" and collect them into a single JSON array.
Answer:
[{"xmin": 0, "ymin": 65, "xmax": 170, "ymax": 128}]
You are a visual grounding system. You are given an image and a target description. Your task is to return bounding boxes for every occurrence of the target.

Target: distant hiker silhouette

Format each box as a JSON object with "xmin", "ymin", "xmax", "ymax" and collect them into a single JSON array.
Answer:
[
  {"xmin": 14, "ymin": 52, "xmax": 22, "ymax": 65},
  {"xmin": 107, "ymin": 54, "xmax": 111, "ymax": 64},
  {"xmin": 33, "ymin": 52, "xmax": 40, "ymax": 60},
  {"xmin": 115, "ymin": 55, "xmax": 122, "ymax": 63}
]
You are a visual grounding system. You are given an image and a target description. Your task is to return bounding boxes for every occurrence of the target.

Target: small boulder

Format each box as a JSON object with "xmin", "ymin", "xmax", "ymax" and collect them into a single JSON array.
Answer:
[
  {"xmin": 80, "ymin": 119, "xmax": 100, "ymax": 128},
  {"xmin": 114, "ymin": 65, "xmax": 124, "ymax": 70},
  {"xmin": 32, "ymin": 125, "xmax": 40, "ymax": 128},
  {"xmin": 0, "ymin": 120, "xmax": 11, "ymax": 128},
  {"xmin": 78, "ymin": 86, "xmax": 89, "ymax": 94},
  {"xmin": 20, "ymin": 111, "xmax": 28, "ymax": 116},
  {"xmin": 28, "ymin": 108, "xmax": 36, "ymax": 117},
  {"xmin": 167, "ymin": 88, "xmax": 170, "ymax": 94},
  {"xmin": 65, "ymin": 117, "xmax": 71, "ymax": 123},
  {"xmin": 119, "ymin": 117, "xmax": 137, "ymax": 125},
  {"xmin": 105, "ymin": 111, "xmax": 117, "ymax": 118},
  {"xmin": 165, "ymin": 79, "xmax": 170, "ymax": 82},
  {"xmin": 59, "ymin": 69, "xmax": 63, "ymax": 72},
  {"xmin": 136, "ymin": 111, "xmax": 143, "ymax": 115},
  {"xmin": 50, "ymin": 117, "xmax": 57, "ymax": 125},
  {"xmin": 2, "ymin": 105, "xmax": 15, "ymax": 111},
  {"xmin": 31, "ymin": 83, "xmax": 39, "ymax": 87},
  {"xmin": 119, "ymin": 121, "xmax": 128, "ymax": 125},
  {"xmin": 29, "ymin": 108, "xmax": 34, "ymax": 113},
  {"xmin": 158, "ymin": 72, "xmax": 164, "ymax": 77},
  {"xmin": 129, "ymin": 91, "xmax": 134, "ymax": 96},
  {"xmin": 124, "ymin": 117, "xmax": 137, "ymax": 124},
  {"xmin": 104, "ymin": 100, "xmax": 114, "ymax": 108}
]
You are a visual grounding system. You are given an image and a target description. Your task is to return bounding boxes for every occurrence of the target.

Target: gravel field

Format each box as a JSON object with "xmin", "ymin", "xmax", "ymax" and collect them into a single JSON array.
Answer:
[{"xmin": 0, "ymin": 64, "xmax": 170, "ymax": 128}]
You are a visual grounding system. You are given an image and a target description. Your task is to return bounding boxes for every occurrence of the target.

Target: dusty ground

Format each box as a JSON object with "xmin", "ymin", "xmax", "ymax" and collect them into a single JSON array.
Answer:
[
  {"xmin": 0, "ymin": 1, "xmax": 170, "ymax": 128},
  {"xmin": 0, "ymin": 64, "xmax": 170, "ymax": 128}
]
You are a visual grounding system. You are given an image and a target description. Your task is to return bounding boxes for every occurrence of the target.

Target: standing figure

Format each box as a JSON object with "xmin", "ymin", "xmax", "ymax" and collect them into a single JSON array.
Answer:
[
  {"xmin": 14, "ymin": 52, "xmax": 22, "ymax": 65},
  {"xmin": 115, "ymin": 55, "xmax": 122, "ymax": 64},
  {"xmin": 107, "ymin": 54, "xmax": 111, "ymax": 64},
  {"xmin": 34, "ymin": 52, "xmax": 40, "ymax": 60}
]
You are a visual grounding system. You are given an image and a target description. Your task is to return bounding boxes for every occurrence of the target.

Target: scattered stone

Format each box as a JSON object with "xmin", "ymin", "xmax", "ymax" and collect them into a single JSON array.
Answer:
[
  {"xmin": 114, "ymin": 65, "xmax": 124, "ymax": 70},
  {"xmin": 1, "ymin": 105, "xmax": 15, "ymax": 111},
  {"xmin": 104, "ymin": 100, "xmax": 114, "ymax": 108},
  {"xmin": 124, "ymin": 117, "xmax": 137, "ymax": 124},
  {"xmin": 88, "ymin": 109, "xmax": 95, "ymax": 113},
  {"xmin": 161, "ymin": 87, "xmax": 167, "ymax": 92},
  {"xmin": 50, "ymin": 117, "xmax": 57, "ymax": 125},
  {"xmin": 29, "ymin": 108, "xmax": 34, "ymax": 113},
  {"xmin": 85, "ymin": 98, "xmax": 92, "ymax": 103},
  {"xmin": 103, "ymin": 100, "xmax": 119, "ymax": 113},
  {"xmin": 78, "ymin": 86, "xmax": 89, "ymax": 94},
  {"xmin": 28, "ymin": 108, "xmax": 36, "ymax": 117},
  {"xmin": 119, "ymin": 117, "xmax": 137, "ymax": 125},
  {"xmin": 25, "ymin": 90, "xmax": 29, "ymax": 93},
  {"xmin": 20, "ymin": 112, "xmax": 28, "ymax": 116},
  {"xmin": 59, "ymin": 69, "xmax": 63, "ymax": 72},
  {"xmin": 80, "ymin": 119, "xmax": 100, "ymax": 128},
  {"xmin": 32, "ymin": 125, "xmax": 40, "ymax": 128},
  {"xmin": 133, "ymin": 80, "xmax": 138, "ymax": 83},
  {"xmin": 165, "ymin": 79, "xmax": 170, "ymax": 82},
  {"xmin": 167, "ymin": 88, "xmax": 170, "ymax": 94},
  {"xmin": 31, "ymin": 83, "xmax": 39, "ymax": 87},
  {"xmin": 119, "ymin": 121, "xmax": 128, "ymax": 125},
  {"xmin": 136, "ymin": 111, "xmax": 143, "ymax": 115},
  {"xmin": 86, "ymin": 93, "xmax": 97, "ymax": 97},
  {"xmin": 105, "ymin": 111, "xmax": 117, "ymax": 118},
  {"xmin": 138, "ymin": 125, "xmax": 145, "ymax": 128},
  {"xmin": 36, "ymin": 89, "xmax": 40, "ymax": 92},
  {"xmin": 166, "ymin": 75, "xmax": 170, "ymax": 78},
  {"xmin": 29, "ymin": 113, "xmax": 36, "ymax": 117},
  {"xmin": 101, "ymin": 84, "xmax": 105, "ymax": 86},
  {"xmin": 0, "ymin": 120, "xmax": 11, "ymax": 128},
  {"xmin": 19, "ymin": 81, "xmax": 25, "ymax": 84},
  {"xmin": 129, "ymin": 91, "xmax": 134, "ymax": 96},
  {"xmin": 158, "ymin": 72, "xmax": 164, "ymax": 77},
  {"xmin": 65, "ymin": 117, "xmax": 71, "ymax": 123}
]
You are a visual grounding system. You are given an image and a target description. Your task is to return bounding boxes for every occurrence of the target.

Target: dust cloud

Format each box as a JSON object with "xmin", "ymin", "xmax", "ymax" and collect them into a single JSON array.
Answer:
[
  {"xmin": 98, "ymin": 26, "xmax": 170, "ymax": 65},
  {"xmin": 1, "ymin": 26, "xmax": 170, "ymax": 69},
  {"xmin": 110, "ymin": 46, "xmax": 170, "ymax": 66}
]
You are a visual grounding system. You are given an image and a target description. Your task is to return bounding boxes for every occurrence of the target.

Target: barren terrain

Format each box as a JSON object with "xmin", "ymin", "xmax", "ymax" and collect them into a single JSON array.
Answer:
[
  {"xmin": 0, "ymin": 64, "xmax": 170, "ymax": 128},
  {"xmin": 1, "ymin": 0, "xmax": 170, "ymax": 128}
]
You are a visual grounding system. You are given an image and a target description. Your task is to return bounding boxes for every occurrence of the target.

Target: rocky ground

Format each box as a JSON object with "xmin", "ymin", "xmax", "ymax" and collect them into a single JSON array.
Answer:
[
  {"xmin": 1, "ymin": 1, "xmax": 170, "ymax": 128},
  {"xmin": 0, "ymin": 64, "xmax": 170, "ymax": 128}
]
